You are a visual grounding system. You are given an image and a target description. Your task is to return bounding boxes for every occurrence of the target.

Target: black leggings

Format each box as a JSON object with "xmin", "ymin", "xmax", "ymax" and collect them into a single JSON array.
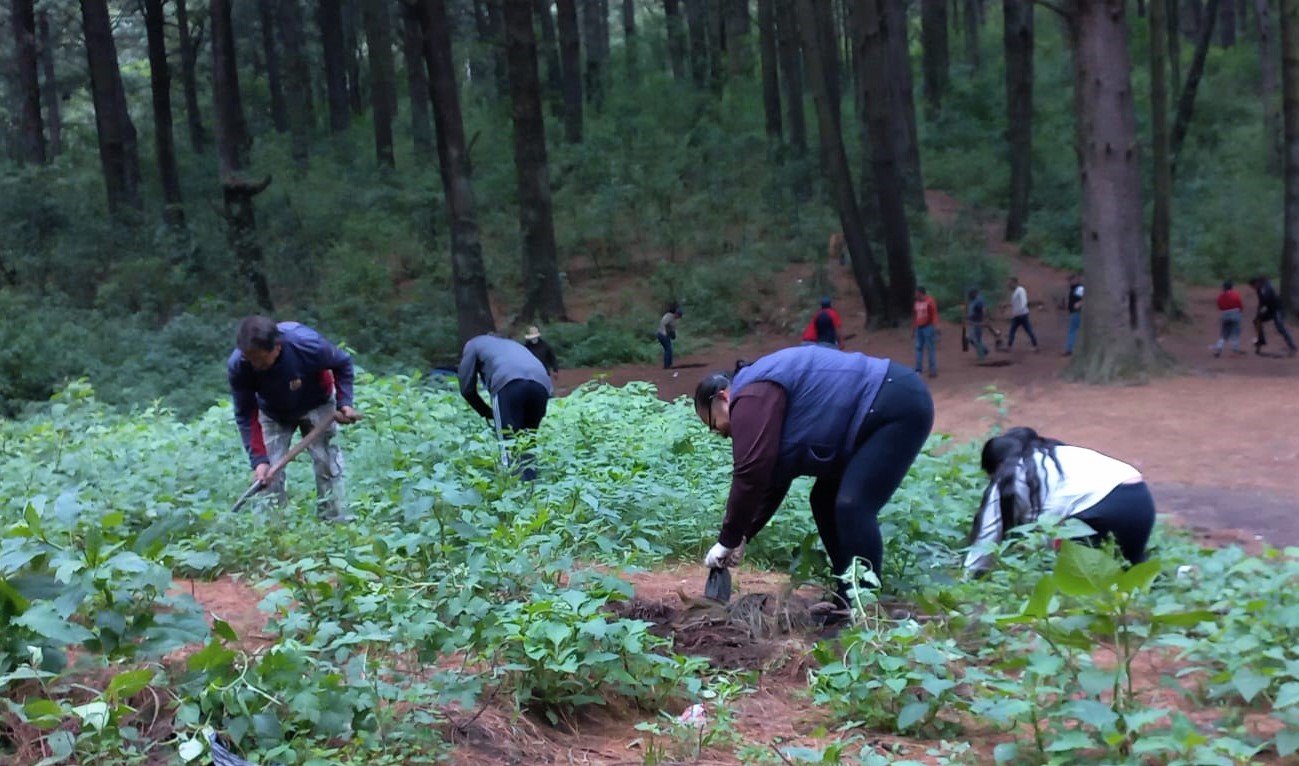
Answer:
[
  {"xmin": 493, "ymin": 380, "xmax": 549, "ymax": 481},
  {"xmin": 809, "ymin": 363, "xmax": 935, "ymax": 592},
  {"xmin": 1074, "ymin": 481, "xmax": 1156, "ymax": 564}
]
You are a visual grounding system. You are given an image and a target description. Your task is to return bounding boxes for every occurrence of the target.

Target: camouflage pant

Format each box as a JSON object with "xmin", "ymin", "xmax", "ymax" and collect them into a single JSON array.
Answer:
[{"xmin": 258, "ymin": 400, "xmax": 349, "ymax": 521}]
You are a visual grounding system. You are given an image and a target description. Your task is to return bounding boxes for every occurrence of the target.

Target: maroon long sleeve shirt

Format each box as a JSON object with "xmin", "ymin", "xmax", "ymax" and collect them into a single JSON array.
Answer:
[{"xmin": 719, "ymin": 381, "xmax": 794, "ymax": 548}]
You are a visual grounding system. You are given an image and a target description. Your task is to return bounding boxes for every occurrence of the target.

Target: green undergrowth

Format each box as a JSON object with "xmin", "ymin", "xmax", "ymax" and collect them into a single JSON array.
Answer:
[{"xmin": 1, "ymin": 377, "xmax": 1297, "ymax": 764}]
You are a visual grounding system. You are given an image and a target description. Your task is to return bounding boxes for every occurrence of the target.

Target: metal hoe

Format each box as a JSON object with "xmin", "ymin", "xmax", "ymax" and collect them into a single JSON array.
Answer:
[{"xmin": 230, "ymin": 416, "xmax": 336, "ymax": 512}]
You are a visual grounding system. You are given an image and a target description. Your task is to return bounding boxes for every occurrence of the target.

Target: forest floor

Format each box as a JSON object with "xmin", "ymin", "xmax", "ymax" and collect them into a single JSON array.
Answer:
[{"xmin": 191, "ymin": 190, "xmax": 1298, "ymax": 765}]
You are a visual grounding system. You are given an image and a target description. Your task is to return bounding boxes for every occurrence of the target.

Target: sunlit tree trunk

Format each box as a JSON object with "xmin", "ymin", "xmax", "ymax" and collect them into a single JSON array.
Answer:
[
  {"xmin": 144, "ymin": 0, "xmax": 185, "ymax": 225},
  {"xmin": 1004, "ymin": 0, "xmax": 1033, "ymax": 241},
  {"xmin": 81, "ymin": 0, "xmax": 142, "ymax": 215}
]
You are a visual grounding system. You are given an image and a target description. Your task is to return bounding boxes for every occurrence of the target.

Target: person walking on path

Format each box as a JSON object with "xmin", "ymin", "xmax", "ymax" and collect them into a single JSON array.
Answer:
[
  {"xmin": 1064, "ymin": 273, "xmax": 1084, "ymax": 356},
  {"xmin": 965, "ymin": 288, "xmax": 989, "ymax": 360},
  {"xmin": 1213, "ymin": 281, "xmax": 1246, "ymax": 357},
  {"xmin": 458, "ymin": 334, "xmax": 554, "ymax": 481},
  {"xmin": 964, "ymin": 427, "xmax": 1155, "ymax": 577},
  {"xmin": 1004, "ymin": 276, "xmax": 1039, "ymax": 352},
  {"xmin": 913, "ymin": 287, "xmax": 939, "ymax": 377},
  {"xmin": 1249, "ymin": 276, "xmax": 1297, "ymax": 356},
  {"xmin": 228, "ymin": 316, "xmax": 362, "ymax": 523},
  {"xmin": 656, "ymin": 305, "xmax": 683, "ymax": 369},
  {"xmin": 523, "ymin": 325, "xmax": 560, "ymax": 383},
  {"xmin": 800, "ymin": 297, "xmax": 843, "ymax": 349},
  {"xmin": 694, "ymin": 346, "xmax": 934, "ymax": 613}
]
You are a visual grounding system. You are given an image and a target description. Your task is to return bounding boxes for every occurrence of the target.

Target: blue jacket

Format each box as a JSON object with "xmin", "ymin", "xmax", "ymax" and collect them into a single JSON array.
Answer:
[
  {"xmin": 731, "ymin": 346, "xmax": 889, "ymax": 482},
  {"xmin": 228, "ymin": 322, "xmax": 355, "ymax": 467}
]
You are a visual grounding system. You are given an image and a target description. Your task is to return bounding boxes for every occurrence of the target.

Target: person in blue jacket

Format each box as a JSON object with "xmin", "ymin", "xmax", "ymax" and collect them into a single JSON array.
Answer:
[
  {"xmin": 228, "ymin": 316, "xmax": 362, "ymax": 521},
  {"xmin": 694, "ymin": 346, "xmax": 934, "ymax": 613}
]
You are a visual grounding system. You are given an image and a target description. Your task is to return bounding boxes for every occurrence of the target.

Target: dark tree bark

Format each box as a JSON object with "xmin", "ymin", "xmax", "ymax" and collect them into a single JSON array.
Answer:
[
  {"xmin": 883, "ymin": 0, "xmax": 925, "ymax": 211},
  {"xmin": 664, "ymin": 0, "xmax": 687, "ymax": 79},
  {"xmin": 318, "ymin": 0, "xmax": 351, "ymax": 132},
  {"xmin": 503, "ymin": 0, "xmax": 567, "ymax": 321},
  {"xmin": 12, "ymin": 0, "xmax": 45, "ymax": 164},
  {"xmin": 707, "ymin": 0, "xmax": 725, "ymax": 88},
  {"xmin": 758, "ymin": 0, "xmax": 782, "ymax": 141},
  {"xmin": 1004, "ymin": 0, "xmax": 1033, "ymax": 241},
  {"xmin": 725, "ymin": 0, "xmax": 751, "ymax": 77},
  {"xmin": 144, "ymin": 0, "xmax": 184, "ymax": 225},
  {"xmin": 1185, "ymin": 0, "xmax": 1203, "ymax": 38},
  {"xmin": 176, "ymin": 0, "xmax": 207, "ymax": 152},
  {"xmin": 363, "ymin": 0, "xmax": 396, "ymax": 168},
  {"xmin": 1171, "ymin": 0, "xmax": 1221, "ymax": 164},
  {"xmin": 1218, "ymin": 0, "xmax": 1237, "ymax": 44},
  {"xmin": 963, "ymin": 0, "xmax": 980, "ymax": 70},
  {"xmin": 1258, "ymin": 0, "xmax": 1283, "ymax": 169},
  {"xmin": 1283, "ymin": 0, "xmax": 1299, "ymax": 311},
  {"xmin": 921, "ymin": 0, "xmax": 949, "ymax": 115},
  {"xmin": 1169, "ymin": 0, "xmax": 1181, "ymax": 93},
  {"xmin": 1067, "ymin": 0, "xmax": 1170, "ymax": 381},
  {"xmin": 852, "ymin": 0, "xmax": 916, "ymax": 317},
  {"xmin": 685, "ymin": 0, "xmax": 710, "ymax": 87},
  {"xmin": 401, "ymin": 2, "xmax": 434, "ymax": 159},
  {"xmin": 535, "ymin": 0, "xmax": 563, "ymax": 111},
  {"xmin": 81, "ymin": 0, "xmax": 142, "ymax": 214},
  {"xmin": 343, "ymin": 0, "xmax": 365, "ymax": 113},
  {"xmin": 259, "ymin": 0, "xmax": 289, "ymax": 132},
  {"xmin": 556, "ymin": 0, "xmax": 583, "ymax": 141},
  {"xmin": 212, "ymin": 0, "xmax": 273, "ymax": 311},
  {"xmin": 37, "ymin": 11, "xmax": 60, "ymax": 158},
  {"xmin": 797, "ymin": 0, "xmax": 888, "ymax": 322},
  {"xmin": 1151, "ymin": 0, "xmax": 1173, "ymax": 312},
  {"xmin": 623, "ymin": 0, "xmax": 638, "ymax": 81},
  {"xmin": 582, "ymin": 0, "xmax": 608, "ymax": 104},
  {"xmin": 420, "ymin": 0, "xmax": 497, "ymax": 342},
  {"xmin": 279, "ymin": 0, "xmax": 315, "ymax": 168},
  {"xmin": 775, "ymin": 0, "xmax": 807, "ymax": 156},
  {"xmin": 813, "ymin": 0, "xmax": 840, "ymax": 123}
]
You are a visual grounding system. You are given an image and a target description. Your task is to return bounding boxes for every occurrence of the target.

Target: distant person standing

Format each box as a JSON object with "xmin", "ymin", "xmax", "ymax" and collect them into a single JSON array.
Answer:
[
  {"xmin": 965, "ymin": 288, "xmax": 989, "ymax": 360},
  {"xmin": 913, "ymin": 287, "xmax": 939, "ymax": 378},
  {"xmin": 801, "ymin": 297, "xmax": 843, "ymax": 349},
  {"xmin": 523, "ymin": 325, "xmax": 559, "ymax": 382},
  {"xmin": 657, "ymin": 304, "xmax": 683, "ymax": 369},
  {"xmin": 1213, "ymin": 281, "xmax": 1245, "ymax": 357},
  {"xmin": 1004, "ymin": 276, "xmax": 1039, "ymax": 352},
  {"xmin": 1249, "ymin": 275, "xmax": 1297, "ymax": 356},
  {"xmin": 458, "ymin": 335, "xmax": 554, "ymax": 481},
  {"xmin": 1064, "ymin": 273, "xmax": 1084, "ymax": 356}
]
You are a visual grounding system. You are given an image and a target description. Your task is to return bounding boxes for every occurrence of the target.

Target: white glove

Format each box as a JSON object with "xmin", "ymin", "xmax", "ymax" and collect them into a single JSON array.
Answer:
[{"xmin": 704, "ymin": 541, "xmax": 744, "ymax": 569}]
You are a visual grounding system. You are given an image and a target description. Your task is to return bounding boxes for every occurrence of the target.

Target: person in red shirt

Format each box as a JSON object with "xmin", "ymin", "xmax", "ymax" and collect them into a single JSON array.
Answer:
[
  {"xmin": 1213, "ymin": 280, "xmax": 1245, "ymax": 357},
  {"xmin": 913, "ymin": 286, "xmax": 939, "ymax": 378},
  {"xmin": 800, "ymin": 297, "xmax": 843, "ymax": 349}
]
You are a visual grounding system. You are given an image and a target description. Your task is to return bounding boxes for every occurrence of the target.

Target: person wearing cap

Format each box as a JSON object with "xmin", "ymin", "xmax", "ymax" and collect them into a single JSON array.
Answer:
[
  {"xmin": 523, "ymin": 325, "xmax": 559, "ymax": 383},
  {"xmin": 800, "ymin": 297, "xmax": 843, "ymax": 349}
]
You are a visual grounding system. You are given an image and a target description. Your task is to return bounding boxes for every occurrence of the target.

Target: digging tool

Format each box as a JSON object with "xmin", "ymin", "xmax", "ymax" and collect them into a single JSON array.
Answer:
[
  {"xmin": 704, "ymin": 566, "xmax": 732, "ymax": 604},
  {"xmin": 230, "ymin": 416, "xmax": 335, "ymax": 512}
]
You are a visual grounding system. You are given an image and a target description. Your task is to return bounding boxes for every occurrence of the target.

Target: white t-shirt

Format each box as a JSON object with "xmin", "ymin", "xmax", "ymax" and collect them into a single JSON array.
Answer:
[
  {"xmin": 964, "ymin": 445, "xmax": 1142, "ymax": 573},
  {"xmin": 1010, "ymin": 286, "xmax": 1030, "ymax": 317}
]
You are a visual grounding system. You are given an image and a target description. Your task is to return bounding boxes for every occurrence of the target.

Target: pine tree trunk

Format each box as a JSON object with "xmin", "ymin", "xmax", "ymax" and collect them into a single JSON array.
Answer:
[
  {"xmin": 1067, "ymin": 0, "xmax": 1171, "ymax": 381},
  {"xmin": 921, "ymin": 0, "xmax": 949, "ymax": 115},
  {"xmin": 1151, "ymin": 0, "xmax": 1174, "ymax": 312},
  {"xmin": 1004, "ymin": 0, "xmax": 1033, "ymax": 242},
  {"xmin": 144, "ymin": 0, "xmax": 185, "ymax": 225},
  {"xmin": 176, "ymin": 0, "xmax": 207, "ymax": 152},
  {"xmin": 685, "ymin": 0, "xmax": 710, "ymax": 87},
  {"xmin": 758, "ymin": 0, "xmax": 782, "ymax": 141},
  {"xmin": 582, "ymin": 0, "xmax": 608, "ymax": 104},
  {"xmin": 504, "ymin": 0, "xmax": 567, "ymax": 321},
  {"xmin": 401, "ymin": 2, "xmax": 434, "ymax": 159},
  {"xmin": 279, "ymin": 0, "xmax": 315, "ymax": 168},
  {"xmin": 343, "ymin": 0, "xmax": 366, "ymax": 114},
  {"xmin": 963, "ymin": 0, "xmax": 980, "ymax": 70},
  {"xmin": 882, "ymin": 0, "xmax": 925, "ymax": 212},
  {"xmin": 318, "ymin": 0, "xmax": 352, "ymax": 132},
  {"xmin": 853, "ymin": 0, "xmax": 916, "ymax": 317},
  {"xmin": 212, "ymin": 0, "xmax": 274, "ymax": 312},
  {"xmin": 1282, "ymin": 0, "xmax": 1299, "ymax": 311},
  {"xmin": 725, "ymin": 0, "xmax": 751, "ymax": 77},
  {"xmin": 664, "ymin": 0, "xmax": 687, "ymax": 80},
  {"xmin": 707, "ymin": 0, "xmax": 725, "ymax": 88},
  {"xmin": 81, "ymin": 0, "xmax": 142, "ymax": 215},
  {"xmin": 420, "ymin": 0, "xmax": 497, "ymax": 343},
  {"xmin": 363, "ymin": 0, "xmax": 396, "ymax": 168},
  {"xmin": 797, "ymin": 0, "xmax": 888, "ymax": 323},
  {"xmin": 259, "ymin": 0, "xmax": 289, "ymax": 132},
  {"xmin": 37, "ymin": 11, "xmax": 60, "ymax": 158},
  {"xmin": 535, "ymin": 0, "xmax": 564, "ymax": 112},
  {"xmin": 1168, "ymin": 0, "xmax": 1181, "ymax": 93},
  {"xmin": 12, "ymin": 0, "xmax": 45, "ymax": 164},
  {"xmin": 556, "ymin": 0, "xmax": 584, "ymax": 141},
  {"xmin": 1172, "ymin": 0, "xmax": 1221, "ymax": 164},
  {"xmin": 623, "ymin": 0, "xmax": 638, "ymax": 81},
  {"xmin": 1218, "ymin": 0, "xmax": 1237, "ymax": 44},
  {"xmin": 776, "ymin": 0, "xmax": 807, "ymax": 156},
  {"xmin": 1258, "ymin": 0, "xmax": 1283, "ymax": 170},
  {"xmin": 814, "ymin": 0, "xmax": 840, "ymax": 124}
]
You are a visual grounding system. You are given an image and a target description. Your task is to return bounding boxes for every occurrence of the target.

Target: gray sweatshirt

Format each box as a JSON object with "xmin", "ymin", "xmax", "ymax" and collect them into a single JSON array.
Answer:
[{"xmin": 457, "ymin": 335, "xmax": 554, "ymax": 419}]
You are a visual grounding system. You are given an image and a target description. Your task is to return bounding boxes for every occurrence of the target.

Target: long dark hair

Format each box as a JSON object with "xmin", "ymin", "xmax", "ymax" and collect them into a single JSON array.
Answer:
[
  {"xmin": 967, "ymin": 427, "xmax": 1066, "ymax": 545},
  {"xmin": 692, "ymin": 360, "xmax": 750, "ymax": 412}
]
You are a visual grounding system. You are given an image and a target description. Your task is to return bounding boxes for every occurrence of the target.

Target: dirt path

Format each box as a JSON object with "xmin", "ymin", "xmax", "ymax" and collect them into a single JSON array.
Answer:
[{"xmin": 555, "ymin": 190, "xmax": 1298, "ymax": 547}]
